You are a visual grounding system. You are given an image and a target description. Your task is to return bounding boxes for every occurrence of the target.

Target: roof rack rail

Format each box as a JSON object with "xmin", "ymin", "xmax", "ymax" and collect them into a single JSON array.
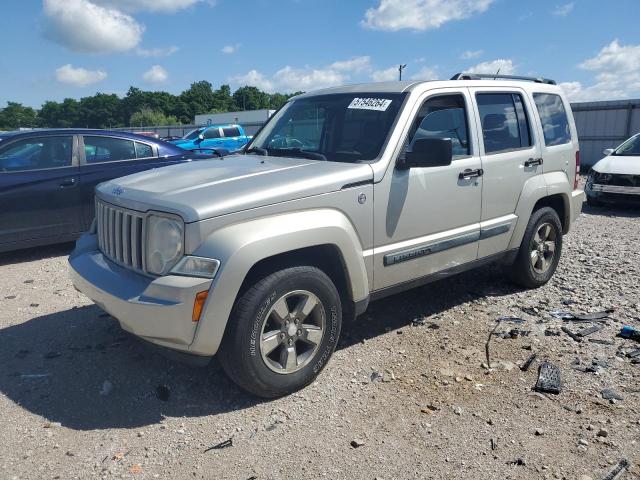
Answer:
[{"xmin": 450, "ymin": 72, "xmax": 556, "ymax": 85}]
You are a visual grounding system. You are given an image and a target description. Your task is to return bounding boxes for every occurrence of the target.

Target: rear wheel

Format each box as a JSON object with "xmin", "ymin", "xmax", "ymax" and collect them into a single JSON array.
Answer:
[
  {"xmin": 508, "ymin": 207, "xmax": 563, "ymax": 288},
  {"xmin": 218, "ymin": 266, "xmax": 342, "ymax": 398}
]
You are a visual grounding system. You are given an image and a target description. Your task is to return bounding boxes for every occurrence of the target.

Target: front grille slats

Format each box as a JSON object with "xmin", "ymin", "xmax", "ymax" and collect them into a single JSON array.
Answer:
[{"xmin": 96, "ymin": 199, "xmax": 146, "ymax": 274}]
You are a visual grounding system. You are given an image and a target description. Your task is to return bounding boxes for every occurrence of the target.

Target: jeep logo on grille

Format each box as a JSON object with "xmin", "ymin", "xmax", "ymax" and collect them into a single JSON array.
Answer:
[{"xmin": 112, "ymin": 186, "xmax": 125, "ymax": 195}]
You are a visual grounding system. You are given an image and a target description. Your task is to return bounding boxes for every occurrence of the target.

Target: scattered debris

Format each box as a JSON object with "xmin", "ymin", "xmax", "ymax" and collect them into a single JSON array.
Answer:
[
  {"xmin": 619, "ymin": 326, "xmax": 640, "ymax": 342},
  {"xmin": 602, "ymin": 459, "xmax": 629, "ymax": 480},
  {"xmin": 490, "ymin": 438, "xmax": 497, "ymax": 450},
  {"xmin": 507, "ymin": 458, "xmax": 526, "ymax": 466},
  {"xmin": 370, "ymin": 371, "xmax": 383, "ymax": 383},
  {"xmin": 521, "ymin": 354, "xmax": 537, "ymax": 372},
  {"xmin": 550, "ymin": 311, "xmax": 574, "ymax": 320},
  {"xmin": 578, "ymin": 324, "xmax": 605, "ymax": 337},
  {"xmin": 596, "ymin": 428, "xmax": 608, "ymax": 438},
  {"xmin": 535, "ymin": 428, "xmax": 544, "ymax": 436},
  {"xmin": 551, "ymin": 309, "xmax": 614, "ymax": 322},
  {"xmin": 497, "ymin": 316, "xmax": 526, "ymax": 324},
  {"xmin": 23, "ymin": 279, "xmax": 34, "ymax": 284},
  {"xmin": 501, "ymin": 328, "xmax": 531, "ymax": 339},
  {"xmin": 156, "ymin": 385, "xmax": 170, "ymax": 401},
  {"xmin": 420, "ymin": 405, "xmax": 439, "ymax": 414},
  {"xmin": 485, "ymin": 321, "xmax": 502, "ymax": 369},
  {"xmin": 561, "ymin": 326, "xmax": 583, "ymax": 343},
  {"xmin": 350, "ymin": 439, "xmax": 365, "ymax": 448},
  {"xmin": 534, "ymin": 362, "xmax": 562, "ymax": 394},
  {"xmin": 5, "ymin": 295, "xmax": 16, "ymax": 299},
  {"xmin": 545, "ymin": 329, "xmax": 561, "ymax": 337},
  {"xmin": 588, "ymin": 338, "xmax": 615, "ymax": 345},
  {"xmin": 204, "ymin": 438, "xmax": 233, "ymax": 452},
  {"xmin": 601, "ymin": 388, "xmax": 623, "ymax": 401},
  {"xmin": 627, "ymin": 349, "xmax": 640, "ymax": 359},
  {"xmin": 521, "ymin": 307, "xmax": 539, "ymax": 316},
  {"xmin": 99, "ymin": 381, "xmax": 113, "ymax": 396},
  {"xmin": 129, "ymin": 464, "xmax": 143, "ymax": 474}
]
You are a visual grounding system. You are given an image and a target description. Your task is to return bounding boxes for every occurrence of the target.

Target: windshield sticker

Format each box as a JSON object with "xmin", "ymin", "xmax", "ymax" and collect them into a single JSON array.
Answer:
[{"xmin": 348, "ymin": 98, "xmax": 392, "ymax": 111}]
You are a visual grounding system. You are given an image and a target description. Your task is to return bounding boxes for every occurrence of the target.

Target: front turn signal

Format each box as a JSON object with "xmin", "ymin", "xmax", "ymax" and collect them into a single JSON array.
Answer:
[{"xmin": 192, "ymin": 290, "xmax": 209, "ymax": 322}]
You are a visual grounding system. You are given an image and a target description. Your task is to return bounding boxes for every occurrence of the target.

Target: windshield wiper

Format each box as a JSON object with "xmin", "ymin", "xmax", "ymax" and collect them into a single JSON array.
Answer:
[
  {"xmin": 245, "ymin": 147, "xmax": 268, "ymax": 156},
  {"xmin": 266, "ymin": 148, "xmax": 327, "ymax": 161}
]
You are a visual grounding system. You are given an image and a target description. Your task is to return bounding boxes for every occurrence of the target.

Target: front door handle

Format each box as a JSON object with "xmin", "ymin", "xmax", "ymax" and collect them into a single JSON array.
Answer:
[
  {"xmin": 458, "ymin": 168, "xmax": 483, "ymax": 180},
  {"xmin": 524, "ymin": 157, "xmax": 544, "ymax": 167},
  {"xmin": 59, "ymin": 178, "xmax": 77, "ymax": 188}
]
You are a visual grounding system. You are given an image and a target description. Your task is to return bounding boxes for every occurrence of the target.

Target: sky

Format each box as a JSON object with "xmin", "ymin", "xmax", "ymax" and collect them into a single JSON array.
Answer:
[{"xmin": 1, "ymin": 0, "xmax": 639, "ymax": 108}]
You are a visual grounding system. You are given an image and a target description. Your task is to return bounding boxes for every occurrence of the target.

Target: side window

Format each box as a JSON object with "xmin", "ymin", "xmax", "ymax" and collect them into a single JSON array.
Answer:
[
  {"xmin": 203, "ymin": 128, "xmax": 221, "ymax": 139},
  {"xmin": 83, "ymin": 136, "xmax": 136, "ymax": 163},
  {"xmin": 533, "ymin": 93, "xmax": 571, "ymax": 146},
  {"xmin": 476, "ymin": 93, "xmax": 532, "ymax": 154},
  {"xmin": 135, "ymin": 142, "xmax": 153, "ymax": 158},
  {"xmin": 407, "ymin": 94, "xmax": 470, "ymax": 158},
  {"xmin": 0, "ymin": 136, "xmax": 72, "ymax": 172},
  {"xmin": 222, "ymin": 127, "xmax": 241, "ymax": 137}
]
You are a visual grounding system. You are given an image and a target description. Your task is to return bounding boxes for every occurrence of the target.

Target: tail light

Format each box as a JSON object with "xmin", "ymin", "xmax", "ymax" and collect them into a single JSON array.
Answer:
[{"xmin": 574, "ymin": 151, "xmax": 580, "ymax": 189}]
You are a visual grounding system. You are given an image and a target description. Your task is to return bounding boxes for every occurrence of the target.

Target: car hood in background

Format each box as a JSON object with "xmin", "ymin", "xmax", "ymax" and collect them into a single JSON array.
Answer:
[
  {"xmin": 592, "ymin": 155, "xmax": 640, "ymax": 176},
  {"xmin": 96, "ymin": 154, "xmax": 373, "ymax": 223}
]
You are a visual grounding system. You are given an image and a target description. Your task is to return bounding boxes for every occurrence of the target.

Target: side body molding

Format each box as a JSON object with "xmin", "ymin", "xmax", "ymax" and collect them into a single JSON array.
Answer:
[{"xmin": 188, "ymin": 209, "xmax": 369, "ymax": 355}]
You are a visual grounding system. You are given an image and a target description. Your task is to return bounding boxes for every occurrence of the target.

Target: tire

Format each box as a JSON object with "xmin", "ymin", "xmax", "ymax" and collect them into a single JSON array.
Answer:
[
  {"xmin": 218, "ymin": 266, "xmax": 342, "ymax": 398},
  {"xmin": 508, "ymin": 206, "xmax": 563, "ymax": 289}
]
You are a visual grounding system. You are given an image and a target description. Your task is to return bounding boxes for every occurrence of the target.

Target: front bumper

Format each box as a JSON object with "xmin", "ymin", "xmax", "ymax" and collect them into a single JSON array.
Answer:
[
  {"xmin": 69, "ymin": 233, "xmax": 213, "ymax": 354},
  {"xmin": 587, "ymin": 183, "xmax": 640, "ymax": 196}
]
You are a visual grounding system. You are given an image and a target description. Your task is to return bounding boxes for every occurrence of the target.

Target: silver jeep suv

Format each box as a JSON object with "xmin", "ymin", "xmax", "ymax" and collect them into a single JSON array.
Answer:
[{"xmin": 70, "ymin": 74, "xmax": 585, "ymax": 397}]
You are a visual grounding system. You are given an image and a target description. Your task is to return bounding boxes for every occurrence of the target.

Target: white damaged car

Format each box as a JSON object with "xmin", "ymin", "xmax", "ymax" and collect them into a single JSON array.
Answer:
[{"xmin": 586, "ymin": 133, "xmax": 640, "ymax": 206}]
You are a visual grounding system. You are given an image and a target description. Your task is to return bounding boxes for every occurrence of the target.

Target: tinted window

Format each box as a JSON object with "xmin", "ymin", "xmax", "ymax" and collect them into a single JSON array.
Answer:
[
  {"xmin": 203, "ymin": 128, "xmax": 221, "ymax": 139},
  {"xmin": 614, "ymin": 134, "xmax": 640, "ymax": 156},
  {"xmin": 135, "ymin": 142, "xmax": 153, "ymax": 158},
  {"xmin": 533, "ymin": 93, "xmax": 571, "ymax": 146},
  {"xmin": 477, "ymin": 93, "xmax": 532, "ymax": 154},
  {"xmin": 83, "ymin": 136, "xmax": 136, "ymax": 163},
  {"xmin": 222, "ymin": 127, "xmax": 241, "ymax": 137},
  {"xmin": 407, "ymin": 94, "xmax": 470, "ymax": 157},
  {"xmin": 0, "ymin": 136, "xmax": 72, "ymax": 172}
]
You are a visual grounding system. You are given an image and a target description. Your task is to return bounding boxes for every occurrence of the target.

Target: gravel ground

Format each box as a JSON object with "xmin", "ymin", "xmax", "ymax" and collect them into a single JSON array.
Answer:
[{"xmin": 1, "ymin": 202, "xmax": 639, "ymax": 480}]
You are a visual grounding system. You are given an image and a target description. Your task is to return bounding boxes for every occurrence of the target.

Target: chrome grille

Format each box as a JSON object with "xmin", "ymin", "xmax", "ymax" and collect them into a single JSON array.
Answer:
[{"xmin": 96, "ymin": 199, "xmax": 145, "ymax": 272}]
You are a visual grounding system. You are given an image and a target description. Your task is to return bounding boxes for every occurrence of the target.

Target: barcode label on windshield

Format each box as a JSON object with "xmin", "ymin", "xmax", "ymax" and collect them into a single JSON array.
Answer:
[{"xmin": 348, "ymin": 98, "xmax": 392, "ymax": 111}]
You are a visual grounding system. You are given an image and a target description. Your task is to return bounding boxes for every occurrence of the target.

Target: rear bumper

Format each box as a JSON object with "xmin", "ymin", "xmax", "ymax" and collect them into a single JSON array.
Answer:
[
  {"xmin": 570, "ymin": 189, "xmax": 585, "ymax": 225},
  {"xmin": 69, "ymin": 233, "xmax": 213, "ymax": 355}
]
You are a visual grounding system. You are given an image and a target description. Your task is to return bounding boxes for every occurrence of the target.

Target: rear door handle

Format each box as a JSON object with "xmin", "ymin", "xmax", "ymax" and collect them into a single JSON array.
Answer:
[
  {"xmin": 524, "ymin": 157, "xmax": 544, "ymax": 167},
  {"xmin": 59, "ymin": 178, "xmax": 77, "ymax": 188},
  {"xmin": 458, "ymin": 168, "xmax": 483, "ymax": 179}
]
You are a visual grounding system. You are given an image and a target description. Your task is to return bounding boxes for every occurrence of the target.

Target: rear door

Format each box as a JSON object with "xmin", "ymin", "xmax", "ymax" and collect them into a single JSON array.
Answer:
[
  {"xmin": 0, "ymin": 134, "xmax": 81, "ymax": 248},
  {"xmin": 469, "ymin": 87, "xmax": 543, "ymax": 258},
  {"xmin": 77, "ymin": 135, "xmax": 181, "ymax": 229},
  {"xmin": 200, "ymin": 127, "xmax": 224, "ymax": 149},
  {"xmin": 221, "ymin": 126, "xmax": 246, "ymax": 150}
]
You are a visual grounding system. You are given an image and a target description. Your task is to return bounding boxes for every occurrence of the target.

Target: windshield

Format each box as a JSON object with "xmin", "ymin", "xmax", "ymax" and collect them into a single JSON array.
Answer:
[
  {"xmin": 247, "ymin": 92, "xmax": 407, "ymax": 162},
  {"xmin": 183, "ymin": 128, "xmax": 203, "ymax": 140},
  {"xmin": 614, "ymin": 134, "xmax": 640, "ymax": 156}
]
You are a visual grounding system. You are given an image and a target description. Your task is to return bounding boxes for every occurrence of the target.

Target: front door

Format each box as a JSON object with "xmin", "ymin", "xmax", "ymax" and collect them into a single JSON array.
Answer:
[
  {"xmin": 372, "ymin": 89, "xmax": 483, "ymax": 291},
  {"xmin": 0, "ymin": 134, "xmax": 80, "ymax": 249}
]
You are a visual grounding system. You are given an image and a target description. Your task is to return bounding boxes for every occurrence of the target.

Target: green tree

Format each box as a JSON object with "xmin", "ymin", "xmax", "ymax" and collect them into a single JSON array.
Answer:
[
  {"xmin": 0, "ymin": 102, "xmax": 39, "ymax": 129},
  {"xmin": 38, "ymin": 98, "xmax": 81, "ymax": 127},
  {"xmin": 179, "ymin": 81, "xmax": 216, "ymax": 120},
  {"xmin": 78, "ymin": 93, "xmax": 122, "ymax": 128},
  {"xmin": 129, "ymin": 108, "xmax": 177, "ymax": 127},
  {"xmin": 233, "ymin": 86, "xmax": 270, "ymax": 111}
]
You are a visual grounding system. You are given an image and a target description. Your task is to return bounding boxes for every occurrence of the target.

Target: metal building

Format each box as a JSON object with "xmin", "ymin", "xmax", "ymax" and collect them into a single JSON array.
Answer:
[{"xmin": 571, "ymin": 99, "xmax": 640, "ymax": 168}]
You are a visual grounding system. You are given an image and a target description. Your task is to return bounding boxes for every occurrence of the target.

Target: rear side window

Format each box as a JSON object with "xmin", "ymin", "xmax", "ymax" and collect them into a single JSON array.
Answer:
[
  {"xmin": 0, "ymin": 136, "xmax": 72, "ymax": 172},
  {"xmin": 83, "ymin": 136, "xmax": 136, "ymax": 163},
  {"xmin": 135, "ymin": 142, "xmax": 153, "ymax": 158},
  {"xmin": 222, "ymin": 127, "xmax": 241, "ymax": 137},
  {"xmin": 407, "ymin": 94, "xmax": 470, "ymax": 158},
  {"xmin": 203, "ymin": 128, "xmax": 221, "ymax": 139},
  {"xmin": 477, "ymin": 93, "xmax": 532, "ymax": 154},
  {"xmin": 533, "ymin": 93, "xmax": 571, "ymax": 146}
]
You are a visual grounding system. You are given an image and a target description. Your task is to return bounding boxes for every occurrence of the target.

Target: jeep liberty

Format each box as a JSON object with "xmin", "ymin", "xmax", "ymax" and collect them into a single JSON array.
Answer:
[{"xmin": 70, "ymin": 73, "xmax": 585, "ymax": 397}]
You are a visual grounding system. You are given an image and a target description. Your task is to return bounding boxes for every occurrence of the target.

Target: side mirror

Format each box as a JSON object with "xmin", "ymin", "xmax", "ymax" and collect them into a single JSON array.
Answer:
[
  {"xmin": 400, "ymin": 138, "xmax": 453, "ymax": 169},
  {"xmin": 197, "ymin": 133, "xmax": 205, "ymax": 142},
  {"xmin": 603, "ymin": 148, "xmax": 614, "ymax": 156}
]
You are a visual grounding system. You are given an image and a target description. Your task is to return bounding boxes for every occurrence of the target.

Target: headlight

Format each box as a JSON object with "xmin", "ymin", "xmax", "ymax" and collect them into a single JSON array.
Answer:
[
  {"xmin": 170, "ymin": 256, "xmax": 220, "ymax": 278},
  {"xmin": 146, "ymin": 215, "xmax": 183, "ymax": 275}
]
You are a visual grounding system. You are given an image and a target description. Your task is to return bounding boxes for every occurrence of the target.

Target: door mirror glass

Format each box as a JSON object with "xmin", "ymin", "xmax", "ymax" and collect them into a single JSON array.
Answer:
[
  {"xmin": 197, "ymin": 133, "xmax": 205, "ymax": 141},
  {"xmin": 402, "ymin": 138, "xmax": 453, "ymax": 169},
  {"xmin": 603, "ymin": 148, "xmax": 614, "ymax": 156}
]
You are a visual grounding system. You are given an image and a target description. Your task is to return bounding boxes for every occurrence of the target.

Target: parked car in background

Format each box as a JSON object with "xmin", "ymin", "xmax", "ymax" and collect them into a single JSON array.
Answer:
[
  {"xmin": 0, "ymin": 129, "xmax": 212, "ymax": 253},
  {"xmin": 170, "ymin": 124, "xmax": 251, "ymax": 153},
  {"xmin": 586, "ymin": 132, "xmax": 640, "ymax": 206},
  {"xmin": 135, "ymin": 131, "xmax": 160, "ymax": 139}
]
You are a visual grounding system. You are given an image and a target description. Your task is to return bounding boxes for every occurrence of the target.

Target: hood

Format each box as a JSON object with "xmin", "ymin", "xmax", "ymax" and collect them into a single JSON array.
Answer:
[
  {"xmin": 592, "ymin": 155, "xmax": 640, "ymax": 175},
  {"xmin": 97, "ymin": 154, "xmax": 373, "ymax": 223}
]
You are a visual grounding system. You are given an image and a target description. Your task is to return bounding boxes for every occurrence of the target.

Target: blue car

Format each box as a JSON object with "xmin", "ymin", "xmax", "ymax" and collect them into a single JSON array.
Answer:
[
  {"xmin": 0, "ymin": 129, "xmax": 212, "ymax": 253},
  {"xmin": 170, "ymin": 124, "xmax": 251, "ymax": 152}
]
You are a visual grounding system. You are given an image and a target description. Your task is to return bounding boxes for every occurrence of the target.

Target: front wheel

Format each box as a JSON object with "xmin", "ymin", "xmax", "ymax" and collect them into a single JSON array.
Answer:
[
  {"xmin": 508, "ymin": 207, "xmax": 563, "ymax": 288},
  {"xmin": 218, "ymin": 266, "xmax": 342, "ymax": 398}
]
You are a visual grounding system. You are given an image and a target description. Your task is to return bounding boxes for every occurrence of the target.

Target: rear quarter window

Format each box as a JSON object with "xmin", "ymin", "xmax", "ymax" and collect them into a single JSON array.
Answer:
[{"xmin": 533, "ymin": 93, "xmax": 571, "ymax": 146}]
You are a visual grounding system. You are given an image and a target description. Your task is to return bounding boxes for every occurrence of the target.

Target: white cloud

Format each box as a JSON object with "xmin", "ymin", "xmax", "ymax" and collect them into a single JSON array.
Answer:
[
  {"xmin": 409, "ymin": 66, "xmax": 438, "ymax": 80},
  {"xmin": 231, "ymin": 56, "xmax": 372, "ymax": 93},
  {"xmin": 143, "ymin": 65, "xmax": 168, "ymax": 84},
  {"xmin": 43, "ymin": 0, "xmax": 144, "ymax": 53},
  {"xmin": 91, "ymin": 0, "xmax": 206, "ymax": 12},
  {"xmin": 467, "ymin": 59, "xmax": 515, "ymax": 75},
  {"xmin": 55, "ymin": 64, "xmax": 107, "ymax": 87},
  {"xmin": 221, "ymin": 43, "xmax": 241, "ymax": 54},
  {"xmin": 552, "ymin": 2, "xmax": 574, "ymax": 17},
  {"xmin": 461, "ymin": 49, "xmax": 484, "ymax": 60},
  {"xmin": 136, "ymin": 45, "xmax": 179, "ymax": 57},
  {"xmin": 371, "ymin": 67, "xmax": 399, "ymax": 82},
  {"xmin": 561, "ymin": 40, "xmax": 640, "ymax": 102},
  {"xmin": 362, "ymin": 0, "xmax": 494, "ymax": 31}
]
